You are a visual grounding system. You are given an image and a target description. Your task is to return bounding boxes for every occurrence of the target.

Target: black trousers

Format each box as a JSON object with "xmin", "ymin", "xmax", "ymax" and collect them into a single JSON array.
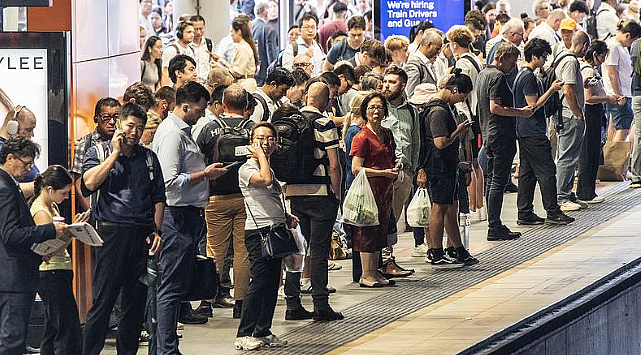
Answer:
[
  {"xmin": 0, "ymin": 292, "xmax": 33, "ymax": 355},
  {"xmin": 287, "ymin": 195, "xmax": 339, "ymax": 310},
  {"xmin": 237, "ymin": 229, "xmax": 282, "ymax": 338},
  {"xmin": 83, "ymin": 222, "xmax": 152, "ymax": 355},
  {"xmin": 577, "ymin": 104, "xmax": 604, "ymax": 201},
  {"xmin": 485, "ymin": 139, "xmax": 517, "ymax": 231},
  {"xmin": 517, "ymin": 137, "xmax": 561, "ymax": 218},
  {"xmin": 38, "ymin": 269, "xmax": 82, "ymax": 355}
]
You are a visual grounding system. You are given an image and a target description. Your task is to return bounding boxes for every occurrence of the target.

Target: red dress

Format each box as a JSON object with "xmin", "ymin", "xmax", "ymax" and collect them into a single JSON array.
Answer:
[{"xmin": 349, "ymin": 126, "xmax": 396, "ymax": 252}]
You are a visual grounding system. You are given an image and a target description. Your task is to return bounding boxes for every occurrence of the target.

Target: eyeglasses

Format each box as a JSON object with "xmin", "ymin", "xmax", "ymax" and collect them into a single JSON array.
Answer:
[
  {"xmin": 254, "ymin": 136, "xmax": 276, "ymax": 143},
  {"xmin": 367, "ymin": 106, "xmax": 385, "ymax": 112},
  {"xmin": 16, "ymin": 156, "xmax": 34, "ymax": 170},
  {"xmin": 293, "ymin": 62, "xmax": 312, "ymax": 68},
  {"xmin": 98, "ymin": 114, "xmax": 118, "ymax": 122}
]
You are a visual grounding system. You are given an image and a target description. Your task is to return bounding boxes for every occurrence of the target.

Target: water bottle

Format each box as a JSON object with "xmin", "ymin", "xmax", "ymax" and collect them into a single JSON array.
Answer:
[{"xmin": 464, "ymin": 213, "xmax": 471, "ymax": 249}]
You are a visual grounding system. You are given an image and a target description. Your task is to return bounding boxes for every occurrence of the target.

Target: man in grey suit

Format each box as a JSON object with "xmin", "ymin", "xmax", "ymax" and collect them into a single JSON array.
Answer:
[
  {"xmin": 253, "ymin": 1, "xmax": 279, "ymax": 86},
  {"xmin": 0, "ymin": 136, "xmax": 65, "ymax": 355}
]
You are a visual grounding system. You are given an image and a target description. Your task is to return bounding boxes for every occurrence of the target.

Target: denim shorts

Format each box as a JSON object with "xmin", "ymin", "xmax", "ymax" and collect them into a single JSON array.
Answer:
[{"xmin": 606, "ymin": 97, "xmax": 633, "ymax": 130}]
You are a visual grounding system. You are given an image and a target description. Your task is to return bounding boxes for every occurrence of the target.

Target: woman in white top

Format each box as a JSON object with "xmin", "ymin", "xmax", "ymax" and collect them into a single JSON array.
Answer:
[
  {"xmin": 227, "ymin": 16, "xmax": 259, "ymax": 93},
  {"xmin": 140, "ymin": 36, "xmax": 163, "ymax": 92},
  {"xmin": 31, "ymin": 165, "xmax": 89, "ymax": 355}
]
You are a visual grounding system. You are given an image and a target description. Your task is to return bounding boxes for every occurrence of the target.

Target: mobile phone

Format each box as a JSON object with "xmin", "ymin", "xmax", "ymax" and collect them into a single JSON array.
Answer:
[
  {"xmin": 222, "ymin": 161, "xmax": 242, "ymax": 169},
  {"xmin": 464, "ymin": 119, "xmax": 473, "ymax": 126},
  {"xmin": 587, "ymin": 77, "xmax": 599, "ymax": 86}
]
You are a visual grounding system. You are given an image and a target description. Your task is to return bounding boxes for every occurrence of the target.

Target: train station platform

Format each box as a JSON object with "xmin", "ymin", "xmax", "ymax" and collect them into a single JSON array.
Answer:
[{"xmin": 102, "ymin": 181, "xmax": 641, "ymax": 355}]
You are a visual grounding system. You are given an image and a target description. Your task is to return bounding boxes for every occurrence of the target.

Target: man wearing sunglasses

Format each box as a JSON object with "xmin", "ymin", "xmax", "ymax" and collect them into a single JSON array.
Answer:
[{"xmin": 70, "ymin": 98, "xmax": 121, "ymax": 212}]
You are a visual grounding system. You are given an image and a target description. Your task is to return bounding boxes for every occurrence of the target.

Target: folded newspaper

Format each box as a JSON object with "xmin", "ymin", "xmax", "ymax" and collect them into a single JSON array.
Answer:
[{"xmin": 32, "ymin": 222, "xmax": 104, "ymax": 256}]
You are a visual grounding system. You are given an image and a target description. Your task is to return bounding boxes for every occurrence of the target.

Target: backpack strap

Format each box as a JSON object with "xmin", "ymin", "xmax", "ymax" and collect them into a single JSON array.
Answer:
[
  {"xmin": 460, "ymin": 54, "xmax": 482, "ymax": 74},
  {"xmin": 144, "ymin": 149, "xmax": 155, "ymax": 181},
  {"xmin": 338, "ymin": 38, "xmax": 350, "ymax": 61},
  {"xmin": 252, "ymin": 93, "xmax": 270, "ymax": 121},
  {"xmin": 237, "ymin": 118, "xmax": 252, "ymax": 129},
  {"xmin": 212, "ymin": 116, "xmax": 228, "ymax": 129},
  {"xmin": 292, "ymin": 42, "xmax": 299, "ymax": 58}
]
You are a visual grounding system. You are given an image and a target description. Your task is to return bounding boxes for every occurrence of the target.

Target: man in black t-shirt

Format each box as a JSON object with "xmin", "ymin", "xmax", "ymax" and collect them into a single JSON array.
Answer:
[
  {"xmin": 196, "ymin": 84, "xmax": 254, "ymax": 319},
  {"xmin": 476, "ymin": 43, "xmax": 534, "ymax": 241},
  {"xmin": 513, "ymin": 39, "xmax": 574, "ymax": 226}
]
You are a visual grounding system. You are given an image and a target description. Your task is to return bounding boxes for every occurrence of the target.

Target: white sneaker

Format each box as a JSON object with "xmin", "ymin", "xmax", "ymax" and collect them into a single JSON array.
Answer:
[
  {"xmin": 259, "ymin": 334, "xmax": 288, "ymax": 348},
  {"xmin": 582, "ymin": 196, "xmax": 604, "ymax": 204},
  {"xmin": 470, "ymin": 210, "xmax": 481, "ymax": 222},
  {"xmin": 479, "ymin": 206, "xmax": 488, "ymax": 221},
  {"xmin": 411, "ymin": 243, "xmax": 428, "ymax": 257},
  {"xmin": 560, "ymin": 201, "xmax": 581, "ymax": 212},
  {"xmin": 234, "ymin": 336, "xmax": 264, "ymax": 350}
]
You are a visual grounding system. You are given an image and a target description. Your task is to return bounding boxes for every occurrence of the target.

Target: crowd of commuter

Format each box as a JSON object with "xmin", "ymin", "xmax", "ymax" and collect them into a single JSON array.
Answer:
[{"xmin": 3, "ymin": 0, "xmax": 641, "ymax": 353}]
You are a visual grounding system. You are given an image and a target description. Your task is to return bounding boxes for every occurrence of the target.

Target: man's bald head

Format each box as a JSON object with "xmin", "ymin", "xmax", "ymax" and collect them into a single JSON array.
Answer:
[
  {"xmin": 306, "ymin": 81, "xmax": 330, "ymax": 111},
  {"xmin": 293, "ymin": 54, "xmax": 313, "ymax": 75},
  {"xmin": 547, "ymin": 9, "xmax": 566, "ymax": 30},
  {"xmin": 571, "ymin": 31, "xmax": 590, "ymax": 56},
  {"xmin": 1, "ymin": 106, "xmax": 36, "ymax": 138}
]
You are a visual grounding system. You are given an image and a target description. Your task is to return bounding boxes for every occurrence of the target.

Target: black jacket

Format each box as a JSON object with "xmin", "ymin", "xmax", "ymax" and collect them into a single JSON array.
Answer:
[{"xmin": 0, "ymin": 168, "xmax": 56, "ymax": 293}]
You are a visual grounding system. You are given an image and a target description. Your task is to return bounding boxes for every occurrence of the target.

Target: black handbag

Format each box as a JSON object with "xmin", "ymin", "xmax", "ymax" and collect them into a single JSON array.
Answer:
[
  {"xmin": 246, "ymin": 189, "xmax": 299, "ymax": 259},
  {"xmin": 186, "ymin": 255, "xmax": 218, "ymax": 301}
]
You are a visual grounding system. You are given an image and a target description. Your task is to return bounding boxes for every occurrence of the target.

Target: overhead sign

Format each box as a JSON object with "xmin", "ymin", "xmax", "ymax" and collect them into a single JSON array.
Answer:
[
  {"xmin": 375, "ymin": 0, "xmax": 466, "ymax": 41},
  {"xmin": 0, "ymin": 48, "xmax": 49, "ymax": 170},
  {"xmin": 0, "ymin": 0, "xmax": 52, "ymax": 6}
]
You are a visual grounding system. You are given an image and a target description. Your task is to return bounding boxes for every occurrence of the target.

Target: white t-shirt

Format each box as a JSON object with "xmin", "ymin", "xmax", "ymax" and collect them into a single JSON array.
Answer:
[
  {"xmin": 454, "ymin": 53, "xmax": 483, "ymax": 118},
  {"xmin": 282, "ymin": 37, "xmax": 325, "ymax": 77},
  {"xmin": 190, "ymin": 38, "xmax": 211, "ymax": 81},
  {"xmin": 528, "ymin": 22, "xmax": 559, "ymax": 49},
  {"xmin": 596, "ymin": 3, "xmax": 619, "ymax": 41},
  {"xmin": 602, "ymin": 37, "xmax": 633, "ymax": 97}
]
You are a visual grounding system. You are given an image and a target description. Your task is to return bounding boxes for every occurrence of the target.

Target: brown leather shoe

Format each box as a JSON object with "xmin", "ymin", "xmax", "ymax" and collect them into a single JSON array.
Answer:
[{"xmin": 379, "ymin": 260, "xmax": 413, "ymax": 279}]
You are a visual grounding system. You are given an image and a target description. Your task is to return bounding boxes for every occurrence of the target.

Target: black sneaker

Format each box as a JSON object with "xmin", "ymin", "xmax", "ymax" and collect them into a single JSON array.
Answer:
[
  {"xmin": 546, "ymin": 212, "xmax": 575, "ymax": 225},
  {"xmin": 487, "ymin": 228, "xmax": 520, "ymax": 241},
  {"xmin": 454, "ymin": 246, "xmax": 479, "ymax": 266},
  {"xmin": 285, "ymin": 307, "xmax": 314, "ymax": 320},
  {"xmin": 178, "ymin": 309, "xmax": 208, "ymax": 325},
  {"xmin": 313, "ymin": 307, "xmax": 345, "ymax": 321},
  {"xmin": 516, "ymin": 214, "xmax": 545, "ymax": 225},
  {"xmin": 233, "ymin": 300, "xmax": 243, "ymax": 319},
  {"xmin": 445, "ymin": 247, "xmax": 457, "ymax": 259}
]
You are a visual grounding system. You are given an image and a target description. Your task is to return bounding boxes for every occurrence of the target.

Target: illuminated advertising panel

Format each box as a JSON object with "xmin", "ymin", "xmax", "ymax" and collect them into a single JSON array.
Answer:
[{"xmin": 375, "ymin": 0, "xmax": 469, "ymax": 41}]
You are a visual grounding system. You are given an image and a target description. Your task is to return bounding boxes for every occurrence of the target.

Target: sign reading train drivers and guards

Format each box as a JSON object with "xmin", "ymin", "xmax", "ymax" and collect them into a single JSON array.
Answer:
[{"xmin": 375, "ymin": 0, "xmax": 466, "ymax": 41}]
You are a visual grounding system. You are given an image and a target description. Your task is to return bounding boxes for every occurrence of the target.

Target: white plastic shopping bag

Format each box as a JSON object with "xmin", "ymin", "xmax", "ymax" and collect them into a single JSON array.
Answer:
[
  {"xmin": 284, "ymin": 225, "xmax": 307, "ymax": 273},
  {"xmin": 407, "ymin": 188, "xmax": 431, "ymax": 227},
  {"xmin": 342, "ymin": 170, "xmax": 379, "ymax": 227}
]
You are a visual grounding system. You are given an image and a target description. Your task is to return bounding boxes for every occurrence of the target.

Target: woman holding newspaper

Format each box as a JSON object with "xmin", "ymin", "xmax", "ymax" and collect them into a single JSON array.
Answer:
[{"xmin": 30, "ymin": 165, "xmax": 89, "ymax": 355}]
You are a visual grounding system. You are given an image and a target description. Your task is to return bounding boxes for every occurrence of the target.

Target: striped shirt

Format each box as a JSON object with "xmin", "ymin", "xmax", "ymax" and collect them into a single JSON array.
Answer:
[{"xmin": 285, "ymin": 106, "xmax": 339, "ymax": 197}]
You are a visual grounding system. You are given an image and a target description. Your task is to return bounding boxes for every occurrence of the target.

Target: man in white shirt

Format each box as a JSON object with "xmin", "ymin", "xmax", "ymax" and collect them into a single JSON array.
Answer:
[
  {"xmin": 405, "ymin": 29, "xmax": 442, "ymax": 96},
  {"xmin": 139, "ymin": 0, "xmax": 153, "ymax": 37},
  {"xmin": 596, "ymin": 0, "xmax": 621, "ymax": 41},
  {"xmin": 282, "ymin": 14, "xmax": 325, "ymax": 77},
  {"xmin": 189, "ymin": 15, "xmax": 214, "ymax": 82},
  {"xmin": 249, "ymin": 68, "xmax": 294, "ymax": 122},
  {"xmin": 528, "ymin": 9, "xmax": 566, "ymax": 48},
  {"xmin": 162, "ymin": 21, "xmax": 195, "ymax": 86}
]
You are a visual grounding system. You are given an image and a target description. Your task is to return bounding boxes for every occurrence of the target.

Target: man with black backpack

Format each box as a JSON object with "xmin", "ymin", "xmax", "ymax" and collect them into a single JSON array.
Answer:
[
  {"xmin": 512, "ymin": 38, "xmax": 575, "ymax": 226},
  {"xmin": 196, "ymin": 84, "xmax": 254, "ymax": 320},
  {"xmin": 279, "ymin": 81, "xmax": 344, "ymax": 322},
  {"xmin": 249, "ymin": 68, "xmax": 294, "ymax": 122}
]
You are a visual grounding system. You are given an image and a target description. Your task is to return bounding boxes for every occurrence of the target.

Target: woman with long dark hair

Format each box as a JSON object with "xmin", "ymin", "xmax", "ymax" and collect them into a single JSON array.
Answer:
[
  {"xmin": 30, "ymin": 165, "xmax": 89, "ymax": 355},
  {"xmin": 229, "ymin": 16, "xmax": 259, "ymax": 92},
  {"xmin": 141, "ymin": 36, "xmax": 163, "ymax": 92}
]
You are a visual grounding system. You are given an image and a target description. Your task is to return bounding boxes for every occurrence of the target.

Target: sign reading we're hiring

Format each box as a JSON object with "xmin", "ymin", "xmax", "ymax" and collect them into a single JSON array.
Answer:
[
  {"xmin": 374, "ymin": 0, "xmax": 467, "ymax": 41},
  {"xmin": 0, "ymin": 0, "xmax": 51, "ymax": 6}
]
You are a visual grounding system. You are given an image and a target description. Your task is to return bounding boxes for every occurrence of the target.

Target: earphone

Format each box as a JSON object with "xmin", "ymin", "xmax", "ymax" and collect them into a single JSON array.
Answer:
[
  {"xmin": 7, "ymin": 105, "xmax": 23, "ymax": 136},
  {"xmin": 176, "ymin": 27, "xmax": 183, "ymax": 40},
  {"xmin": 183, "ymin": 106, "xmax": 188, "ymax": 113}
]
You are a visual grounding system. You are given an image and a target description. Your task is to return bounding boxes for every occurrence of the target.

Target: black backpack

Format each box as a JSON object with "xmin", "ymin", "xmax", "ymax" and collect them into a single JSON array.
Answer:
[
  {"xmin": 270, "ymin": 112, "xmax": 319, "ymax": 183},
  {"xmin": 211, "ymin": 117, "xmax": 252, "ymax": 163},
  {"xmin": 252, "ymin": 93, "xmax": 270, "ymax": 122},
  {"xmin": 586, "ymin": 8, "xmax": 610, "ymax": 40},
  {"xmin": 267, "ymin": 42, "xmax": 298, "ymax": 75},
  {"xmin": 539, "ymin": 52, "xmax": 575, "ymax": 120}
]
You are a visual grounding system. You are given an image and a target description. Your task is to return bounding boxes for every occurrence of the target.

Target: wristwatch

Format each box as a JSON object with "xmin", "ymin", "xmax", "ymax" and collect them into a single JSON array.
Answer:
[{"xmin": 154, "ymin": 230, "xmax": 162, "ymax": 237}]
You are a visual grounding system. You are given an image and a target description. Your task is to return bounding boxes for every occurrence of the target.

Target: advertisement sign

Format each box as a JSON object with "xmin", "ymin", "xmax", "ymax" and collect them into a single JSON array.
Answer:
[
  {"xmin": 0, "ymin": 48, "xmax": 49, "ymax": 170},
  {"xmin": 375, "ymin": 0, "xmax": 467, "ymax": 41}
]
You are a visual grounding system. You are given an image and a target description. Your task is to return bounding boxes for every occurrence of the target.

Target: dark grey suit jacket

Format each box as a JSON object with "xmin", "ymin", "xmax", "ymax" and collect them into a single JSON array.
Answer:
[
  {"xmin": 252, "ymin": 17, "xmax": 279, "ymax": 86},
  {"xmin": 0, "ymin": 168, "xmax": 56, "ymax": 293}
]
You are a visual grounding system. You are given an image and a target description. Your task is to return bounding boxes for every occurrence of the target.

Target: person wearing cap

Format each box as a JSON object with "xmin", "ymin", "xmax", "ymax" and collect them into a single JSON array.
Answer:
[{"xmin": 552, "ymin": 18, "xmax": 578, "ymax": 58}]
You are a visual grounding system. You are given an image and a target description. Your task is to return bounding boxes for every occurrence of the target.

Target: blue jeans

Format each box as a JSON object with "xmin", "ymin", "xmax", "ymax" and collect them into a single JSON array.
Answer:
[
  {"xmin": 156, "ymin": 206, "xmax": 204, "ymax": 355},
  {"xmin": 556, "ymin": 116, "xmax": 585, "ymax": 202}
]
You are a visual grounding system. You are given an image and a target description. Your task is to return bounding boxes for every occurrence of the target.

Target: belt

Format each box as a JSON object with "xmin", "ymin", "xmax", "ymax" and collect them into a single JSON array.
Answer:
[{"xmin": 96, "ymin": 221, "xmax": 154, "ymax": 230}]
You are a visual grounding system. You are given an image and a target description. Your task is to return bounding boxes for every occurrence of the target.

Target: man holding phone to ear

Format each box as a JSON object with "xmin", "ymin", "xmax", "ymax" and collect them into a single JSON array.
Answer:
[
  {"xmin": 196, "ymin": 84, "xmax": 254, "ymax": 319},
  {"xmin": 0, "ymin": 105, "xmax": 39, "ymax": 198},
  {"xmin": 512, "ymin": 38, "xmax": 575, "ymax": 226}
]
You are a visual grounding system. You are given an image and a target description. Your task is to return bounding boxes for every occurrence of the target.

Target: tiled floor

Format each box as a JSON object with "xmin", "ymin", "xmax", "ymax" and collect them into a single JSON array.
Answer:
[{"xmin": 101, "ymin": 182, "xmax": 639, "ymax": 355}]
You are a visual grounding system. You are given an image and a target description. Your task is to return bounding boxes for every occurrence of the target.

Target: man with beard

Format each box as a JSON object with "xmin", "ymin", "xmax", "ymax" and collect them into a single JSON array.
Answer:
[{"xmin": 380, "ymin": 65, "xmax": 418, "ymax": 276}]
